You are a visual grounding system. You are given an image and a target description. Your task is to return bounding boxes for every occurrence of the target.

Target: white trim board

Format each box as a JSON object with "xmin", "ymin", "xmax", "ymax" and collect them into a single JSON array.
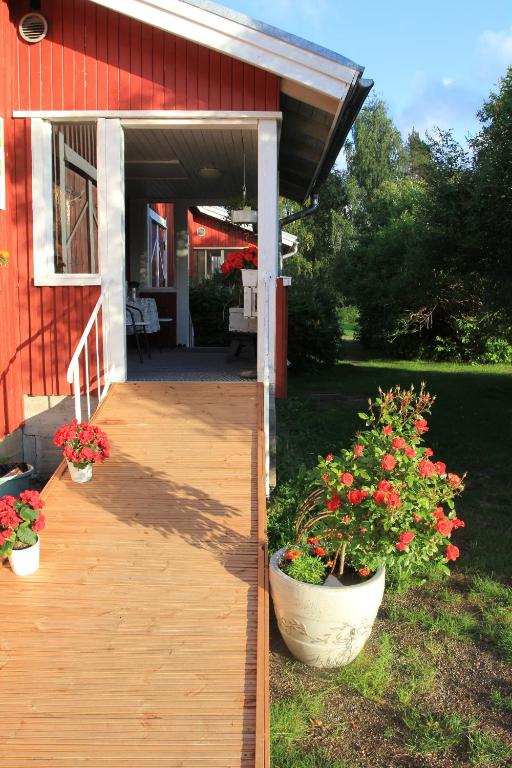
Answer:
[
  {"xmin": 14, "ymin": 111, "xmax": 282, "ymax": 122},
  {"xmin": 87, "ymin": 0, "xmax": 359, "ymax": 100}
]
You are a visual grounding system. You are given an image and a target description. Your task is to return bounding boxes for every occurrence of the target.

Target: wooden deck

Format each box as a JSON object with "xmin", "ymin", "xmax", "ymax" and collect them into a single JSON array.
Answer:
[{"xmin": 0, "ymin": 383, "xmax": 269, "ymax": 767}]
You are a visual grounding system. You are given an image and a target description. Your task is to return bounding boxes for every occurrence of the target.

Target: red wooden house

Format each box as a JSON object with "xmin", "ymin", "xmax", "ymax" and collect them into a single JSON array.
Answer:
[
  {"xmin": 0, "ymin": 1, "xmax": 373, "ymax": 764},
  {"xmin": 0, "ymin": 0, "xmax": 372, "ymax": 476}
]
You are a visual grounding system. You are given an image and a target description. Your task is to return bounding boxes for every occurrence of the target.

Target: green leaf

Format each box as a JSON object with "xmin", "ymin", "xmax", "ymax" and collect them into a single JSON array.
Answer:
[
  {"xmin": 0, "ymin": 541, "xmax": 13, "ymax": 558},
  {"xmin": 20, "ymin": 508, "xmax": 38, "ymax": 522},
  {"xmin": 15, "ymin": 526, "xmax": 37, "ymax": 547}
]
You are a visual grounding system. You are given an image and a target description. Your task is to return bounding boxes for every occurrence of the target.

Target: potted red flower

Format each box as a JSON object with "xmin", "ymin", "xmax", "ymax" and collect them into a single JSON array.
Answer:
[
  {"xmin": 54, "ymin": 420, "xmax": 110, "ymax": 484},
  {"xmin": 220, "ymin": 244, "xmax": 258, "ymax": 286},
  {"xmin": 0, "ymin": 490, "xmax": 46, "ymax": 576},
  {"xmin": 221, "ymin": 245, "xmax": 259, "ymax": 333},
  {"xmin": 269, "ymin": 384, "xmax": 466, "ymax": 668}
]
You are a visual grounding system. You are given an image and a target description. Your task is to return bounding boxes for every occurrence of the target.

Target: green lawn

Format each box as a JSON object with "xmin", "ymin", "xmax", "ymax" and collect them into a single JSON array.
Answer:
[{"xmin": 269, "ymin": 347, "xmax": 512, "ymax": 768}]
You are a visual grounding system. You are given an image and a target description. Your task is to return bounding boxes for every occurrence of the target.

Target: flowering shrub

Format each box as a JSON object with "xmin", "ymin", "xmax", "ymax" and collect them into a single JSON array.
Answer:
[
  {"xmin": 281, "ymin": 384, "xmax": 466, "ymax": 585},
  {"xmin": 0, "ymin": 490, "xmax": 45, "ymax": 556},
  {"xmin": 54, "ymin": 420, "xmax": 110, "ymax": 467},
  {"xmin": 220, "ymin": 245, "xmax": 258, "ymax": 276}
]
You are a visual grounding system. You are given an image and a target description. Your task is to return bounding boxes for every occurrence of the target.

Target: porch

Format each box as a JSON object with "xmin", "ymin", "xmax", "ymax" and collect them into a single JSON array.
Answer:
[
  {"xmin": 127, "ymin": 346, "xmax": 257, "ymax": 382},
  {"xmin": 0, "ymin": 382, "xmax": 268, "ymax": 767}
]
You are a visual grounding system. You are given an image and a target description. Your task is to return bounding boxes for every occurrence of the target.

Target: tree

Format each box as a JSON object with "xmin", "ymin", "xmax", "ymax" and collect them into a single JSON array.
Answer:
[
  {"xmin": 345, "ymin": 97, "xmax": 407, "ymax": 201},
  {"xmin": 471, "ymin": 68, "xmax": 512, "ymax": 308},
  {"xmin": 406, "ymin": 129, "xmax": 432, "ymax": 180}
]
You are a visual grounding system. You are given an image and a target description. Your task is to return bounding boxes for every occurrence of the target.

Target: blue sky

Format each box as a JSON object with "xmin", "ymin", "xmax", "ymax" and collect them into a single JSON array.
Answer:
[{"xmin": 224, "ymin": 0, "xmax": 512, "ymax": 146}]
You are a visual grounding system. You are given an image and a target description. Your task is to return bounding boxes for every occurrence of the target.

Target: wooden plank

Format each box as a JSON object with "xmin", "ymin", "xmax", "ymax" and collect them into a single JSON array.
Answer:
[{"xmin": 0, "ymin": 382, "xmax": 265, "ymax": 767}]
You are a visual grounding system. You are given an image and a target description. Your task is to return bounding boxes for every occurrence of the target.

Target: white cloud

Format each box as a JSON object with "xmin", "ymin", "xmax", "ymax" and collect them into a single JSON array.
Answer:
[
  {"xmin": 478, "ymin": 27, "xmax": 512, "ymax": 79},
  {"xmin": 398, "ymin": 78, "xmax": 482, "ymax": 143}
]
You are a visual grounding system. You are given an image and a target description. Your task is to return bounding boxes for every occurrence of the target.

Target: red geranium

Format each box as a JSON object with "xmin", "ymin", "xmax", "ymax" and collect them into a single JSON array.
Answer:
[
  {"xmin": 220, "ymin": 246, "xmax": 258, "ymax": 276},
  {"xmin": 0, "ymin": 490, "xmax": 45, "ymax": 558},
  {"xmin": 381, "ymin": 454, "xmax": 397, "ymax": 471},
  {"xmin": 418, "ymin": 458, "xmax": 435, "ymax": 478},
  {"xmin": 448, "ymin": 473, "xmax": 462, "ymax": 488},
  {"xmin": 287, "ymin": 384, "xmax": 466, "ymax": 583},
  {"xmin": 54, "ymin": 420, "xmax": 110, "ymax": 468},
  {"xmin": 446, "ymin": 544, "xmax": 460, "ymax": 561},
  {"xmin": 435, "ymin": 518, "xmax": 454, "ymax": 537}
]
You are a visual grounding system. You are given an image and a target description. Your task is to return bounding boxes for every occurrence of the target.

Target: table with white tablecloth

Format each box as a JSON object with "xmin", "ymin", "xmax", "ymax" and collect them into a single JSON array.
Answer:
[{"xmin": 126, "ymin": 297, "xmax": 160, "ymax": 334}]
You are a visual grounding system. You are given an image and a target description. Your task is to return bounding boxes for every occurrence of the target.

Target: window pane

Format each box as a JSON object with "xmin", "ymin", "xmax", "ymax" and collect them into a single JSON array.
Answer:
[{"xmin": 52, "ymin": 123, "xmax": 98, "ymax": 274}]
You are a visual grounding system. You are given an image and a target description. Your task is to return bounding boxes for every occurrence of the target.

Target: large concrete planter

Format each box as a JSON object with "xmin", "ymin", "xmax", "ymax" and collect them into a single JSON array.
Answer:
[
  {"xmin": 0, "ymin": 464, "xmax": 34, "ymax": 496},
  {"xmin": 270, "ymin": 548, "xmax": 385, "ymax": 668}
]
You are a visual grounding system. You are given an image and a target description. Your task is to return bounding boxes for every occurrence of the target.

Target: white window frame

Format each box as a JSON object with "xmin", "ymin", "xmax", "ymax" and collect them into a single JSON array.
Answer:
[
  {"xmin": 146, "ymin": 206, "xmax": 168, "ymax": 288},
  {"xmin": 31, "ymin": 117, "xmax": 101, "ymax": 287},
  {"xmin": 192, "ymin": 246, "xmax": 246, "ymax": 279}
]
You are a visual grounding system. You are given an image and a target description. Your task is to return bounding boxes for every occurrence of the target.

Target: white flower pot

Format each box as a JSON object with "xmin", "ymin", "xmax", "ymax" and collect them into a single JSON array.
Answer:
[
  {"xmin": 269, "ymin": 548, "xmax": 385, "ymax": 668},
  {"xmin": 241, "ymin": 268, "xmax": 258, "ymax": 288},
  {"xmin": 9, "ymin": 538, "xmax": 40, "ymax": 576},
  {"xmin": 67, "ymin": 461, "xmax": 93, "ymax": 483}
]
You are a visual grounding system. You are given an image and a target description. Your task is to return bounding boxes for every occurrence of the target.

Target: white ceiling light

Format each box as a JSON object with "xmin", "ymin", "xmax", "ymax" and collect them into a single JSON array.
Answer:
[{"xmin": 197, "ymin": 167, "xmax": 222, "ymax": 180}]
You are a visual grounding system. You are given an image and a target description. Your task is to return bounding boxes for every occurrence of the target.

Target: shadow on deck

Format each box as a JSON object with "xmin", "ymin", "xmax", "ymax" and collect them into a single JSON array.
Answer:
[{"xmin": 0, "ymin": 382, "xmax": 268, "ymax": 768}]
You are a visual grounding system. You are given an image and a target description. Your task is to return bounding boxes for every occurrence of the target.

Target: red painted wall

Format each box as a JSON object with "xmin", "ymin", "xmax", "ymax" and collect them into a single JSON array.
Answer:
[
  {"xmin": 0, "ymin": 0, "xmax": 23, "ymax": 438},
  {"xmin": 188, "ymin": 209, "xmax": 257, "ymax": 277},
  {"xmin": 0, "ymin": 0, "xmax": 280, "ymax": 435}
]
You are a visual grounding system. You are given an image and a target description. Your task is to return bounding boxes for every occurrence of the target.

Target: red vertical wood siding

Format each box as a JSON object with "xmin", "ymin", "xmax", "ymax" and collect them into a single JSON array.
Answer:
[
  {"xmin": 2, "ymin": 0, "xmax": 280, "ymax": 432},
  {"xmin": 0, "ymin": 1, "xmax": 24, "ymax": 437},
  {"xmin": 275, "ymin": 278, "xmax": 289, "ymax": 400},
  {"xmin": 188, "ymin": 209, "xmax": 257, "ymax": 277}
]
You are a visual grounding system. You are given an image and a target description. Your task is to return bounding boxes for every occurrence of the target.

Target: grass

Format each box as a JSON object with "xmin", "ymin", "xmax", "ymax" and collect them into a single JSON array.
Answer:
[
  {"xmin": 270, "ymin": 692, "xmax": 352, "ymax": 768},
  {"xmin": 335, "ymin": 633, "xmax": 393, "ymax": 702},
  {"xmin": 490, "ymin": 690, "xmax": 512, "ymax": 713},
  {"xmin": 467, "ymin": 729, "xmax": 512, "ymax": 766},
  {"xmin": 269, "ymin": 346, "xmax": 512, "ymax": 767},
  {"xmin": 402, "ymin": 707, "xmax": 467, "ymax": 754}
]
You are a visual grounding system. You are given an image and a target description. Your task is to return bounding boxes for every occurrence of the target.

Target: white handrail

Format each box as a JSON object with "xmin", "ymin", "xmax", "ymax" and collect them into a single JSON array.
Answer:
[{"xmin": 66, "ymin": 292, "xmax": 111, "ymax": 422}]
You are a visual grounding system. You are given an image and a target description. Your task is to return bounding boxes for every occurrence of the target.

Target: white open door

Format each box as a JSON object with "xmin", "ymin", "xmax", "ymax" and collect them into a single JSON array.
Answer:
[{"xmin": 97, "ymin": 118, "xmax": 127, "ymax": 382}]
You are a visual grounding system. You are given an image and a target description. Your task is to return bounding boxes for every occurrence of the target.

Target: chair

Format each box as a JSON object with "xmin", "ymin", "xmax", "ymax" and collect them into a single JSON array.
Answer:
[{"xmin": 126, "ymin": 304, "xmax": 152, "ymax": 363}]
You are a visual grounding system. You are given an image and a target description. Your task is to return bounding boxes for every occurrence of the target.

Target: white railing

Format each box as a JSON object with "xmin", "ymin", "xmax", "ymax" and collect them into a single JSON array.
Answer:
[{"xmin": 66, "ymin": 292, "xmax": 111, "ymax": 422}]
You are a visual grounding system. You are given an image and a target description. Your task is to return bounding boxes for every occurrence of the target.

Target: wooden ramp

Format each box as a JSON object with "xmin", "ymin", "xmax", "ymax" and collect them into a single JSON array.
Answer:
[{"xmin": 0, "ymin": 383, "xmax": 269, "ymax": 768}]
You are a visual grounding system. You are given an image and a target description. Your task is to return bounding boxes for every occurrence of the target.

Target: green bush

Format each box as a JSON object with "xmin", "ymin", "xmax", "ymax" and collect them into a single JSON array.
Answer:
[
  {"xmin": 287, "ymin": 273, "xmax": 342, "ymax": 370},
  {"xmin": 189, "ymin": 275, "xmax": 238, "ymax": 346}
]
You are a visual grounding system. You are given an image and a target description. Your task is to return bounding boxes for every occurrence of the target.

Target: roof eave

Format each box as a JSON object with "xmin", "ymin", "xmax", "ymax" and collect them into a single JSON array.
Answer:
[{"xmin": 305, "ymin": 77, "xmax": 373, "ymax": 200}]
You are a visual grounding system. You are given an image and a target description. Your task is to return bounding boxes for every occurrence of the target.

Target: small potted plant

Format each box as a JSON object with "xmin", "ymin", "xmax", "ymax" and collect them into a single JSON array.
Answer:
[
  {"xmin": 269, "ymin": 384, "xmax": 466, "ymax": 668},
  {"xmin": 54, "ymin": 420, "xmax": 110, "ymax": 483},
  {"xmin": 221, "ymin": 246, "xmax": 258, "ymax": 334},
  {"xmin": 0, "ymin": 490, "xmax": 46, "ymax": 576}
]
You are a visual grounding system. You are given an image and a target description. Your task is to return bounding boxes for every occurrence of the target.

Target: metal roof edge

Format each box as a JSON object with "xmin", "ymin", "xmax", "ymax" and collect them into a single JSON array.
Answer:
[{"xmin": 180, "ymin": 0, "xmax": 365, "ymax": 74}]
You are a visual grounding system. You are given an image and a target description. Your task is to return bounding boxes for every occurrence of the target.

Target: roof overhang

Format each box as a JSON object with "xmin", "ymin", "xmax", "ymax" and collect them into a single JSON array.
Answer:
[
  {"xmin": 196, "ymin": 206, "xmax": 298, "ymax": 251},
  {"xmin": 88, "ymin": 0, "xmax": 373, "ymax": 202}
]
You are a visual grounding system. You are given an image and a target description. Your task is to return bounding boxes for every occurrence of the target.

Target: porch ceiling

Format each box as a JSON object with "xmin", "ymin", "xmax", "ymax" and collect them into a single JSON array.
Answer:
[{"xmin": 124, "ymin": 127, "xmax": 257, "ymax": 204}]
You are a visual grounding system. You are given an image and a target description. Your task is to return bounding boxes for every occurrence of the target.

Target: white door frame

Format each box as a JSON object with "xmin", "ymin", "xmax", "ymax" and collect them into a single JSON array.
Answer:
[{"xmin": 97, "ymin": 115, "xmax": 280, "ymax": 393}]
